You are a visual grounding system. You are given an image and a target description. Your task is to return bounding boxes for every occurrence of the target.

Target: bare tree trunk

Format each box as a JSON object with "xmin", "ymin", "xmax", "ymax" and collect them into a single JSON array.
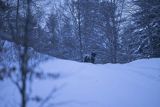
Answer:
[
  {"xmin": 16, "ymin": 0, "xmax": 19, "ymax": 37},
  {"xmin": 147, "ymin": 25, "xmax": 153, "ymax": 58},
  {"xmin": 110, "ymin": 0, "xmax": 117, "ymax": 63},
  {"xmin": 77, "ymin": 0, "xmax": 83, "ymax": 61},
  {"xmin": 110, "ymin": 0, "xmax": 126, "ymax": 63},
  {"xmin": 21, "ymin": 65, "xmax": 27, "ymax": 107},
  {"xmin": 20, "ymin": 0, "xmax": 31, "ymax": 107}
]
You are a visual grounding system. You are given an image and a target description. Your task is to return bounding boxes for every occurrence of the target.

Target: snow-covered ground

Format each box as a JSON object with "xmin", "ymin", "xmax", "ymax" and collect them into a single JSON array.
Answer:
[{"xmin": 0, "ymin": 58, "xmax": 160, "ymax": 107}]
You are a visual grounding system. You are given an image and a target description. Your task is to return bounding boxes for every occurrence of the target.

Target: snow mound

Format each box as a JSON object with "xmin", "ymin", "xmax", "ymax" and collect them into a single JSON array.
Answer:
[{"xmin": 0, "ymin": 58, "xmax": 160, "ymax": 107}]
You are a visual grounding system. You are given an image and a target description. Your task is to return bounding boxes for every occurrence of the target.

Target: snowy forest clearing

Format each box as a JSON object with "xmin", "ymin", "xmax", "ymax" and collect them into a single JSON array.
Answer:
[
  {"xmin": 0, "ymin": 0, "xmax": 160, "ymax": 107},
  {"xmin": 0, "ymin": 58, "xmax": 160, "ymax": 107}
]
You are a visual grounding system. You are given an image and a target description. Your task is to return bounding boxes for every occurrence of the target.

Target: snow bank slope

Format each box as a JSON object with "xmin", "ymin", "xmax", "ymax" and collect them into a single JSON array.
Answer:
[
  {"xmin": 36, "ymin": 58, "xmax": 160, "ymax": 107},
  {"xmin": 0, "ymin": 58, "xmax": 160, "ymax": 107}
]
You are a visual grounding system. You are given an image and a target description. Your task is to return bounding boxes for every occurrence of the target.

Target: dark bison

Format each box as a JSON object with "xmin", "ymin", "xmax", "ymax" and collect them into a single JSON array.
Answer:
[{"xmin": 84, "ymin": 52, "xmax": 96, "ymax": 64}]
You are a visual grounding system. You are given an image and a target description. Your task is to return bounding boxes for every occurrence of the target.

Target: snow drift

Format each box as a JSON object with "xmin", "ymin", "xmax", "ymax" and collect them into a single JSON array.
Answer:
[{"xmin": 0, "ymin": 58, "xmax": 160, "ymax": 107}]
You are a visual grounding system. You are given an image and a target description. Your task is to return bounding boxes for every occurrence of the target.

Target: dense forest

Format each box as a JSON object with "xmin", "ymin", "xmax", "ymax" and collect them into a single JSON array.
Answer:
[{"xmin": 0, "ymin": 0, "xmax": 160, "ymax": 64}]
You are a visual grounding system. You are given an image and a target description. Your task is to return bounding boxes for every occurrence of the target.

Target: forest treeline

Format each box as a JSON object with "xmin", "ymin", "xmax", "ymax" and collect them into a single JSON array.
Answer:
[{"xmin": 0, "ymin": 0, "xmax": 160, "ymax": 64}]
